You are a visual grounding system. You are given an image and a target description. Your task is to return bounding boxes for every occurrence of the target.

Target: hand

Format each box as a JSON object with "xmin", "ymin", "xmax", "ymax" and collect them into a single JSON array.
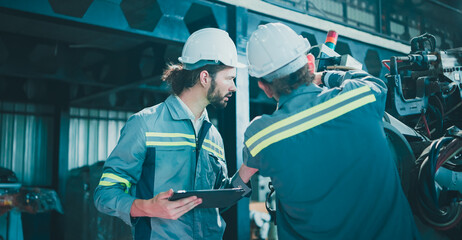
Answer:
[
  {"xmin": 238, "ymin": 164, "xmax": 258, "ymax": 183},
  {"xmin": 313, "ymin": 72, "xmax": 323, "ymax": 86},
  {"xmin": 130, "ymin": 189, "xmax": 202, "ymax": 220}
]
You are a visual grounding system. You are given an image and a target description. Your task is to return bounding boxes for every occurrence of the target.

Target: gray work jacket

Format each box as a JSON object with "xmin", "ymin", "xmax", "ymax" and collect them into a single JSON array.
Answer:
[{"xmin": 94, "ymin": 95, "xmax": 249, "ymax": 239}]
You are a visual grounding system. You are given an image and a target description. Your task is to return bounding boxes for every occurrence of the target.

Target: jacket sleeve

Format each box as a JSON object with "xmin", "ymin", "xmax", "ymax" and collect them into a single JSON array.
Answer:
[
  {"xmin": 94, "ymin": 113, "xmax": 147, "ymax": 226},
  {"xmin": 216, "ymin": 170, "xmax": 252, "ymax": 213},
  {"xmin": 214, "ymin": 140, "xmax": 252, "ymax": 198},
  {"xmin": 225, "ymin": 170, "xmax": 252, "ymax": 197},
  {"xmin": 321, "ymin": 70, "xmax": 388, "ymax": 116}
]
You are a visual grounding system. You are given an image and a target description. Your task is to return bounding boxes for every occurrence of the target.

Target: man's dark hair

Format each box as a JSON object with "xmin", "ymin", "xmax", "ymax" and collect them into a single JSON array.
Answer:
[
  {"xmin": 162, "ymin": 63, "xmax": 230, "ymax": 95},
  {"xmin": 265, "ymin": 64, "xmax": 314, "ymax": 96}
]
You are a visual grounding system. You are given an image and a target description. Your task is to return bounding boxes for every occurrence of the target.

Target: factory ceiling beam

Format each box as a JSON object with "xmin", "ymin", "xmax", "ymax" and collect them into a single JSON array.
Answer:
[
  {"xmin": 70, "ymin": 74, "xmax": 162, "ymax": 105},
  {"xmin": 216, "ymin": 0, "xmax": 411, "ymax": 53},
  {"xmin": 0, "ymin": 0, "xmax": 223, "ymax": 50},
  {"xmin": 428, "ymin": 0, "xmax": 462, "ymax": 15}
]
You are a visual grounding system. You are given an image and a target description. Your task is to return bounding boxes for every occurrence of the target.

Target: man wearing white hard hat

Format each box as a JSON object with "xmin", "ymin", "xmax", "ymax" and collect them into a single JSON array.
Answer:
[
  {"xmin": 94, "ymin": 28, "xmax": 252, "ymax": 239},
  {"xmin": 236, "ymin": 22, "xmax": 420, "ymax": 239}
]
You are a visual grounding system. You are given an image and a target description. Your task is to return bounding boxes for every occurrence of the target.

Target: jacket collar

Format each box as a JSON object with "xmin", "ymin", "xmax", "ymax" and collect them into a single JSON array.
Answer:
[
  {"xmin": 277, "ymin": 84, "xmax": 323, "ymax": 110},
  {"xmin": 165, "ymin": 95, "xmax": 210, "ymax": 122}
]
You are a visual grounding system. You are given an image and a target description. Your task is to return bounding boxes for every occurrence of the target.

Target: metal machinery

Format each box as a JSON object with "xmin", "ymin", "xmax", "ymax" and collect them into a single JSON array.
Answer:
[
  {"xmin": 0, "ymin": 0, "xmax": 461, "ymax": 239},
  {"xmin": 383, "ymin": 33, "xmax": 462, "ymax": 233},
  {"xmin": 310, "ymin": 30, "xmax": 462, "ymax": 237},
  {"xmin": 0, "ymin": 167, "xmax": 63, "ymax": 240},
  {"xmin": 0, "ymin": 168, "xmax": 23, "ymax": 240}
]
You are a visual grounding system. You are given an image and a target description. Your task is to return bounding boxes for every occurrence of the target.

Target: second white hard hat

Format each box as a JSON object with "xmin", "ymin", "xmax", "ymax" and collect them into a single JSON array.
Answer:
[
  {"xmin": 246, "ymin": 23, "xmax": 311, "ymax": 81},
  {"xmin": 179, "ymin": 28, "xmax": 246, "ymax": 70}
]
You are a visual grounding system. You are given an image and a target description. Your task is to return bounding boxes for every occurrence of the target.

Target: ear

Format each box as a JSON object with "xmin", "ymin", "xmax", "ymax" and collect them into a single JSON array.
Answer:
[
  {"xmin": 306, "ymin": 53, "xmax": 316, "ymax": 74},
  {"xmin": 199, "ymin": 70, "xmax": 210, "ymax": 87},
  {"xmin": 258, "ymin": 80, "xmax": 274, "ymax": 98}
]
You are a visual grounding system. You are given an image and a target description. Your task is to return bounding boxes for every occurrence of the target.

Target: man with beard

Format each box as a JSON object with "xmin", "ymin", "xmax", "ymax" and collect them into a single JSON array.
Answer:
[{"xmin": 94, "ymin": 28, "xmax": 252, "ymax": 239}]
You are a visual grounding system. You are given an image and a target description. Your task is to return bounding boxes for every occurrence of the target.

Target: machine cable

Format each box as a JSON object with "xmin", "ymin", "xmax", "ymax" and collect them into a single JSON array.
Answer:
[{"xmin": 415, "ymin": 127, "xmax": 462, "ymax": 230}]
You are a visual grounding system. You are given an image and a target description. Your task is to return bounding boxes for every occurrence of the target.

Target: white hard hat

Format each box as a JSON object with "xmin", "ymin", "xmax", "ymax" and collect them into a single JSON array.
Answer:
[
  {"xmin": 179, "ymin": 28, "xmax": 246, "ymax": 70},
  {"xmin": 246, "ymin": 23, "xmax": 311, "ymax": 81}
]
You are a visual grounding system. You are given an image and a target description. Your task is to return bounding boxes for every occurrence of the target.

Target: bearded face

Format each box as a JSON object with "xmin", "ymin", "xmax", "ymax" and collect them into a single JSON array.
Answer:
[
  {"xmin": 206, "ymin": 68, "xmax": 236, "ymax": 109},
  {"xmin": 207, "ymin": 78, "xmax": 232, "ymax": 108}
]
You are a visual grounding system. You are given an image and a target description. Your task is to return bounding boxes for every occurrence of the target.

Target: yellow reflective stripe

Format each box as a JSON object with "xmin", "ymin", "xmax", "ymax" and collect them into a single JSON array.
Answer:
[
  {"xmin": 101, "ymin": 173, "xmax": 132, "ymax": 188},
  {"xmin": 204, "ymin": 139, "xmax": 224, "ymax": 154},
  {"xmin": 99, "ymin": 181, "xmax": 116, "ymax": 186},
  {"xmin": 245, "ymin": 86, "xmax": 371, "ymax": 147},
  {"xmin": 146, "ymin": 141, "xmax": 196, "ymax": 147},
  {"xmin": 250, "ymin": 94, "xmax": 376, "ymax": 156},
  {"xmin": 145, "ymin": 132, "xmax": 195, "ymax": 139},
  {"xmin": 203, "ymin": 145, "xmax": 224, "ymax": 159}
]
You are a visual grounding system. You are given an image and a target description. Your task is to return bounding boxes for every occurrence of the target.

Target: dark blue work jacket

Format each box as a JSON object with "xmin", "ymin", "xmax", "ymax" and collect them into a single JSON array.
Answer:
[{"xmin": 244, "ymin": 70, "xmax": 420, "ymax": 240}]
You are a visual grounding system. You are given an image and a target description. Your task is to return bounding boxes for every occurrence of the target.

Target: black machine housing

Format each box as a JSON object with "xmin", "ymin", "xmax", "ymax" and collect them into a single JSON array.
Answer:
[{"xmin": 385, "ymin": 33, "xmax": 462, "ymax": 139}]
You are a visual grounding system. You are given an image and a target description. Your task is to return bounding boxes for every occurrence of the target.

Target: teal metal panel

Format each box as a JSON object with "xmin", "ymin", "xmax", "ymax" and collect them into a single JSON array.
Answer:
[
  {"xmin": 0, "ymin": 0, "xmax": 228, "ymax": 44},
  {"xmin": 67, "ymin": 107, "xmax": 132, "ymax": 170},
  {"xmin": 0, "ymin": 101, "xmax": 54, "ymax": 186}
]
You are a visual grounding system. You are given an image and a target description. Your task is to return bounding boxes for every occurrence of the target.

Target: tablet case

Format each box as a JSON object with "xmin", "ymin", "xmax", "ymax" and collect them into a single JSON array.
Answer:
[{"xmin": 168, "ymin": 188, "xmax": 245, "ymax": 208}]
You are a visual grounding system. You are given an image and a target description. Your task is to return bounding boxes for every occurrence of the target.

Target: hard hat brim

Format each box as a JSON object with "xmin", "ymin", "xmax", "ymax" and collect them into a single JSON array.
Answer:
[
  {"xmin": 234, "ymin": 62, "xmax": 247, "ymax": 69},
  {"xmin": 179, "ymin": 57, "xmax": 247, "ymax": 70}
]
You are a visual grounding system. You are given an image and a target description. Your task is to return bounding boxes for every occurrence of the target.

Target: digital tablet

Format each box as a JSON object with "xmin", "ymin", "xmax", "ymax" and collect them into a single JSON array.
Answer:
[{"xmin": 168, "ymin": 188, "xmax": 245, "ymax": 208}]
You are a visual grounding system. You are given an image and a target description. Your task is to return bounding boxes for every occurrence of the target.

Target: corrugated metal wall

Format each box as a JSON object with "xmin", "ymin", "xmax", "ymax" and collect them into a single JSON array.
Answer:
[
  {"xmin": 0, "ymin": 101, "xmax": 54, "ymax": 186},
  {"xmin": 0, "ymin": 102, "xmax": 133, "ymax": 186},
  {"xmin": 68, "ymin": 108, "xmax": 132, "ymax": 171}
]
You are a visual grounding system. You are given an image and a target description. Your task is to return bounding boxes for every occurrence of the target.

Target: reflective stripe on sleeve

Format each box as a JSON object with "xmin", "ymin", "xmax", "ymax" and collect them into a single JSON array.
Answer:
[
  {"xmin": 99, "ymin": 173, "xmax": 132, "ymax": 193},
  {"xmin": 203, "ymin": 145, "xmax": 224, "ymax": 159},
  {"xmin": 203, "ymin": 139, "xmax": 224, "ymax": 159},
  {"xmin": 246, "ymin": 86, "xmax": 376, "ymax": 157},
  {"xmin": 98, "ymin": 180, "xmax": 116, "ymax": 186},
  {"xmin": 204, "ymin": 139, "xmax": 223, "ymax": 153}
]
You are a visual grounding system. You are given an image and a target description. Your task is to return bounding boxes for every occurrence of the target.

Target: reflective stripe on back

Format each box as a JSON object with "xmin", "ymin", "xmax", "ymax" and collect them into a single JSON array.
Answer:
[{"xmin": 246, "ymin": 86, "xmax": 376, "ymax": 156}]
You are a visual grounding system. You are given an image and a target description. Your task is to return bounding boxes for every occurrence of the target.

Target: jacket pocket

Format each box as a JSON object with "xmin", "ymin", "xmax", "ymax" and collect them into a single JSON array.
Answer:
[{"xmin": 154, "ymin": 146, "xmax": 194, "ymax": 193}]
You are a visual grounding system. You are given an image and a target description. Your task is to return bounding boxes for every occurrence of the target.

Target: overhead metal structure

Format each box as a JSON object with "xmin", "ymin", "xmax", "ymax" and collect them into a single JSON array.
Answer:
[{"xmin": 0, "ymin": 0, "xmax": 461, "ymax": 239}]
